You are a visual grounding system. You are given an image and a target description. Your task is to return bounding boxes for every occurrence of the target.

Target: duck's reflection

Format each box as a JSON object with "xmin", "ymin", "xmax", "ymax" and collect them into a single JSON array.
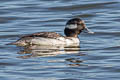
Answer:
[
  {"xmin": 17, "ymin": 45, "xmax": 81, "ymax": 58},
  {"xmin": 17, "ymin": 45, "xmax": 87, "ymax": 67},
  {"xmin": 66, "ymin": 57, "xmax": 86, "ymax": 67}
]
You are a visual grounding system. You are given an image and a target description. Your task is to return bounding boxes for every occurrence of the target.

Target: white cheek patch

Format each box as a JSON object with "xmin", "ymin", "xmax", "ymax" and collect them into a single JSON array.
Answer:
[{"xmin": 66, "ymin": 24, "xmax": 77, "ymax": 29}]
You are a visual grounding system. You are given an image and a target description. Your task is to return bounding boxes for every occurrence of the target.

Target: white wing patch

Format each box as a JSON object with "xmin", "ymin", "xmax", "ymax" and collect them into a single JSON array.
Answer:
[{"xmin": 66, "ymin": 24, "xmax": 77, "ymax": 29}]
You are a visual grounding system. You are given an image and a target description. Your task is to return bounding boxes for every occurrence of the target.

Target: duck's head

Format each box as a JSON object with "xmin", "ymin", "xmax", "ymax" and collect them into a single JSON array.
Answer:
[{"xmin": 64, "ymin": 18, "xmax": 94, "ymax": 37}]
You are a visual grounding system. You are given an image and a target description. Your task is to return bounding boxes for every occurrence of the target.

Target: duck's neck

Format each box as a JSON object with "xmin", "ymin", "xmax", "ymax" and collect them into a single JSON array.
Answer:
[
  {"xmin": 66, "ymin": 34, "xmax": 78, "ymax": 38},
  {"xmin": 64, "ymin": 28, "xmax": 80, "ymax": 38}
]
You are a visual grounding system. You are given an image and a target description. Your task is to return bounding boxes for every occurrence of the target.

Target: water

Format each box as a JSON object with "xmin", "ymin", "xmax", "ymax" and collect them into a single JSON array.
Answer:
[{"xmin": 0, "ymin": 0, "xmax": 120, "ymax": 80}]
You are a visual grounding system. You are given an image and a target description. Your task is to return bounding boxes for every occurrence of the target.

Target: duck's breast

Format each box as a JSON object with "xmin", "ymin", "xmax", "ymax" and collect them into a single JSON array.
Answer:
[{"xmin": 65, "ymin": 38, "xmax": 80, "ymax": 46}]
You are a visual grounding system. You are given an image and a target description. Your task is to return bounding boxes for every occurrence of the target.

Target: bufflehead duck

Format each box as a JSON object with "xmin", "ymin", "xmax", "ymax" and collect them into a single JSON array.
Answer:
[{"xmin": 8, "ymin": 18, "xmax": 94, "ymax": 47}]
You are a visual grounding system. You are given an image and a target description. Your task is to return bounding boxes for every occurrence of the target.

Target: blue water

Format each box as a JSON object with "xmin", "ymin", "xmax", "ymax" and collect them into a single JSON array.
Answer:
[{"xmin": 1, "ymin": 0, "xmax": 120, "ymax": 80}]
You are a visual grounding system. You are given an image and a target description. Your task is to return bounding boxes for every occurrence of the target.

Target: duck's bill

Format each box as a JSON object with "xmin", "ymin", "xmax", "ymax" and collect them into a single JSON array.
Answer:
[{"xmin": 83, "ymin": 27, "xmax": 94, "ymax": 34}]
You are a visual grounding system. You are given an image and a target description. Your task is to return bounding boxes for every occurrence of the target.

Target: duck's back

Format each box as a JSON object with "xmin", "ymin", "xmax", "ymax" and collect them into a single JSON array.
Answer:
[{"xmin": 23, "ymin": 32, "xmax": 62, "ymax": 38}]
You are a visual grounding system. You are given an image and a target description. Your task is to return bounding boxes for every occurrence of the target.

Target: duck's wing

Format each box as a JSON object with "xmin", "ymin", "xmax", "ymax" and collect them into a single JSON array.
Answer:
[{"xmin": 22, "ymin": 32, "xmax": 63, "ymax": 38}]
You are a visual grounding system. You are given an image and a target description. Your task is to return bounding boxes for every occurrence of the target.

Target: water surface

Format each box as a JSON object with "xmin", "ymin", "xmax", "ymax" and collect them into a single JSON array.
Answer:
[{"xmin": 1, "ymin": 0, "xmax": 120, "ymax": 80}]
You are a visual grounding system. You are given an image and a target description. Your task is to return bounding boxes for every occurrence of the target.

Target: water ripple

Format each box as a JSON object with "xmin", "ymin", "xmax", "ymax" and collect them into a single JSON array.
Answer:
[{"xmin": 0, "ymin": 0, "xmax": 120, "ymax": 80}]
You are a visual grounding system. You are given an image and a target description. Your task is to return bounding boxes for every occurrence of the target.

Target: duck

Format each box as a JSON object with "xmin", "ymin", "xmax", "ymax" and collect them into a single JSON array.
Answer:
[{"xmin": 8, "ymin": 18, "xmax": 94, "ymax": 47}]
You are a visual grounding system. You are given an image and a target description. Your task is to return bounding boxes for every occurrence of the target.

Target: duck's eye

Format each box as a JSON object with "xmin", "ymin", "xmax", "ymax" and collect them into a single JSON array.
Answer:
[{"xmin": 79, "ymin": 23, "xmax": 85, "ymax": 26}]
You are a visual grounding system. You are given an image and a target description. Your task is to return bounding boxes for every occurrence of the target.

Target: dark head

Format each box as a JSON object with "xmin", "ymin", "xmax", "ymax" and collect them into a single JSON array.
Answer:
[{"xmin": 64, "ymin": 18, "xmax": 94, "ymax": 37}]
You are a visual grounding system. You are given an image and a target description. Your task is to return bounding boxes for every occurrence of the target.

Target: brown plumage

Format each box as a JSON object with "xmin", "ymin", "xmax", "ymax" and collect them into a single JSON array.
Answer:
[{"xmin": 22, "ymin": 32, "xmax": 63, "ymax": 39}]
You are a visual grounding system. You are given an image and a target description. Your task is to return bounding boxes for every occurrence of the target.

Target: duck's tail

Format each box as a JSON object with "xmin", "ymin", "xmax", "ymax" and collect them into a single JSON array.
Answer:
[
  {"xmin": 6, "ymin": 41, "xmax": 19, "ymax": 45},
  {"xmin": 6, "ymin": 40, "xmax": 28, "ymax": 46}
]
